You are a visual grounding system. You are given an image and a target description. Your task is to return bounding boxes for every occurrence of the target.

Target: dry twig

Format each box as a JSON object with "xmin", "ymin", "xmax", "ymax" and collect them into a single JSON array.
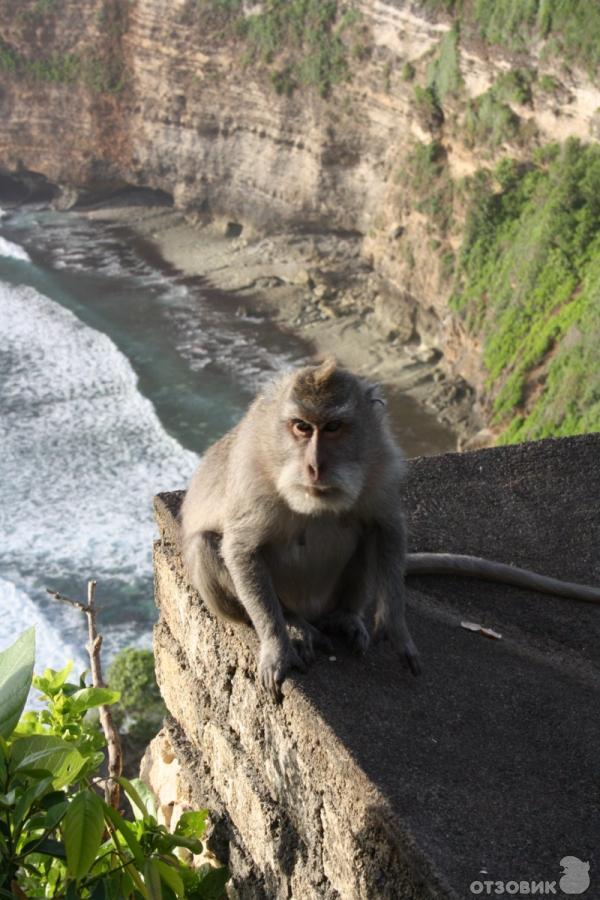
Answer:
[{"xmin": 47, "ymin": 580, "xmax": 123, "ymax": 808}]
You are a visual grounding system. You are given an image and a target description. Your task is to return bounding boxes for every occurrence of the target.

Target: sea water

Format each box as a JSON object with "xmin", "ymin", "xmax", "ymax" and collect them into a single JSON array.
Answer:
[{"xmin": 0, "ymin": 205, "xmax": 454, "ymax": 674}]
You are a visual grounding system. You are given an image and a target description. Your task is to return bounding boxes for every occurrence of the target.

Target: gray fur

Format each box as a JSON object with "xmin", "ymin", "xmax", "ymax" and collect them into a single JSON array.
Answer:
[
  {"xmin": 406, "ymin": 553, "xmax": 600, "ymax": 603},
  {"xmin": 180, "ymin": 360, "xmax": 420, "ymax": 699}
]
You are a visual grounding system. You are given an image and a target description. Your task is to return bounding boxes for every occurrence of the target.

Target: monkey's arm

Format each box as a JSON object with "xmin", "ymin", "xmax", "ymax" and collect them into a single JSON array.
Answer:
[
  {"xmin": 406, "ymin": 553, "xmax": 600, "ymax": 604},
  {"xmin": 221, "ymin": 526, "xmax": 304, "ymax": 699},
  {"xmin": 371, "ymin": 512, "xmax": 421, "ymax": 675}
]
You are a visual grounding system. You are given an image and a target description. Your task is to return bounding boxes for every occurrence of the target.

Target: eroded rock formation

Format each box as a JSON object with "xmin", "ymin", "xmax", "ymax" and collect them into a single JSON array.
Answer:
[{"xmin": 2, "ymin": 0, "xmax": 599, "ymax": 431}]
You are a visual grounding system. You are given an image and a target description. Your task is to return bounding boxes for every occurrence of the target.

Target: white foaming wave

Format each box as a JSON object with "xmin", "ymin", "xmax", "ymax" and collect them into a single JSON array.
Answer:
[
  {"xmin": 174, "ymin": 312, "xmax": 302, "ymax": 391},
  {"xmin": 0, "ymin": 577, "xmax": 86, "ymax": 675},
  {"xmin": 0, "ymin": 235, "xmax": 30, "ymax": 261},
  {"xmin": 0, "ymin": 282, "xmax": 198, "ymax": 583}
]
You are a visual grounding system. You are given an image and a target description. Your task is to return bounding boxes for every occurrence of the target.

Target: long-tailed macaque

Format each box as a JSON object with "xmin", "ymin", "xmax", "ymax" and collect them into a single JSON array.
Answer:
[{"xmin": 181, "ymin": 359, "xmax": 600, "ymax": 699}]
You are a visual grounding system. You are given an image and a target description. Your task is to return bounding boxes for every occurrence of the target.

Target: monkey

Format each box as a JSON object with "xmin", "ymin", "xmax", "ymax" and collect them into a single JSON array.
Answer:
[
  {"xmin": 181, "ymin": 358, "xmax": 600, "ymax": 700},
  {"xmin": 181, "ymin": 357, "xmax": 420, "ymax": 699}
]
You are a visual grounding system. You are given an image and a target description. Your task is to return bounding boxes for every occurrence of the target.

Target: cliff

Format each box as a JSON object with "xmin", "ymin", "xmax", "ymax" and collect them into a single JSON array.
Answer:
[{"xmin": 2, "ymin": 0, "xmax": 600, "ymax": 440}]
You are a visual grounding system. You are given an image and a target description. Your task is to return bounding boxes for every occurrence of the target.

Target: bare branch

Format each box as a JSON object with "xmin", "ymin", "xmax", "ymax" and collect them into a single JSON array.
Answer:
[
  {"xmin": 45, "ymin": 588, "xmax": 87, "ymax": 612},
  {"xmin": 47, "ymin": 579, "xmax": 123, "ymax": 809}
]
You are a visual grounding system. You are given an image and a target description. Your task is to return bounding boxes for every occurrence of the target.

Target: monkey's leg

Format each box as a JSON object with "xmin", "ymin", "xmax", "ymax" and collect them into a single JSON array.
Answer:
[
  {"xmin": 222, "ymin": 530, "xmax": 307, "ymax": 700},
  {"xmin": 372, "ymin": 522, "xmax": 422, "ymax": 676},
  {"xmin": 284, "ymin": 612, "xmax": 334, "ymax": 665},
  {"xmin": 317, "ymin": 537, "xmax": 372, "ymax": 655},
  {"xmin": 183, "ymin": 530, "xmax": 248, "ymax": 623}
]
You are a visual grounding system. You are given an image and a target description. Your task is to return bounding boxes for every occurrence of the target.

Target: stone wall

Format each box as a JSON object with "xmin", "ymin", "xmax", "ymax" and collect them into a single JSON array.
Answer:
[
  {"xmin": 150, "ymin": 434, "xmax": 600, "ymax": 899},
  {"xmin": 151, "ymin": 492, "xmax": 452, "ymax": 899}
]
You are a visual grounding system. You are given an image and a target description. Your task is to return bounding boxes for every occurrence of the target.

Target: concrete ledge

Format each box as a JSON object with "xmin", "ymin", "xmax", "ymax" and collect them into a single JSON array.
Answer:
[{"xmin": 152, "ymin": 433, "xmax": 600, "ymax": 899}]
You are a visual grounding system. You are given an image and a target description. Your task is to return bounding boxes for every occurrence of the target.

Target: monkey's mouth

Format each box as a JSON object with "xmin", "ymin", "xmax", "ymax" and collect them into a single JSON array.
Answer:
[{"xmin": 304, "ymin": 485, "xmax": 336, "ymax": 497}]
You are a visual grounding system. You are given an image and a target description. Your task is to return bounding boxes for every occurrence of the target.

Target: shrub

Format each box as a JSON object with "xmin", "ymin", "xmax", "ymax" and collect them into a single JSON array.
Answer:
[
  {"xmin": 108, "ymin": 648, "xmax": 166, "ymax": 774},
  {"xmin": 427, "ymin": 24, "xmax": 462, "ymax": 101},
  {"xmin": 401, "ymin": 61, "xmax": 416, "ymax": 81},
  {"xmin": 213, "ymin": 0, "xmax": 367, "ymax": 98},
  {"xmin": 463, "ymin": 89, "xmax": 522, "ymax": 149},
  {"xmin": 420, "ymin": 0, "xmax": 600, "ymax": 77},
  {"xmin": 452, "ymin": 139, "xmax": 600, "ymax": 441},
  {"xmin": 0, "ymin": 629, "xmax": 229, "ymax": 898},
  {"xmin": 404, "ymin": 141, "xmax": 455, "ymax": 234},
  {"xmin": 413, "ymin": 84, "xmax": 444, "ymax": 130}
]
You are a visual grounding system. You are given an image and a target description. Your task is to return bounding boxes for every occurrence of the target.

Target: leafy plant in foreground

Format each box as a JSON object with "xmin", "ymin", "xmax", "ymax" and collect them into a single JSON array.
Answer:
[{"xmin": 0, "ymin": 629, "xmax": 229, "ymax": 898}]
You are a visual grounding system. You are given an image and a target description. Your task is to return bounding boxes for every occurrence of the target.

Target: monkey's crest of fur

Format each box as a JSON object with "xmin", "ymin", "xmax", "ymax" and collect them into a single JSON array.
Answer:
[{"xmin": 291, "ymin": 357, "xmax": 355, "ymax": 411}]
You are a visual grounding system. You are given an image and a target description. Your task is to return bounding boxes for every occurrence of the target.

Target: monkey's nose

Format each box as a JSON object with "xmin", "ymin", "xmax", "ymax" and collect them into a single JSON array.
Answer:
[{"xmin": 307, "ymin": 462, "xmax": 322, "ymax": 483}]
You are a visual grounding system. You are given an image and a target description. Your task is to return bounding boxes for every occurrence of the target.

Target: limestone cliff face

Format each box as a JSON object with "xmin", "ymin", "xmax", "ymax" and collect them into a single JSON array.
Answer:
[{"xmin": 2, "ymin": 0, "xmax": 599, "ymax": 421}]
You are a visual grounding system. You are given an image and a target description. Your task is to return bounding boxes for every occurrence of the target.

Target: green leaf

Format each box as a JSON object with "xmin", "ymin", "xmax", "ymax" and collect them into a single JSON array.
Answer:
[
  {"xmin": 0, "ymin": 627, "xmax": 35, "ymax": 738},
  {"xmin": 118, "ymin": 776, "xmax": 151, "ymax": 820},
  {"xmin": 64, "ymin": 790, "xmax": 105, "ymax": 881},
  {"xmin": 124, "ymin": 777, "xmax": 157, "ymax": 821},
  {"xmin": 175, "ymin": 810, "xmax": 208, "ymax": 840},
  {"xmin": 195, "ymin": 864, "xmax": 230, "ymax": 899},
  {"xmin": 35, "ymin": 660, "xmax": 74, "ymax": 696},
  {"xmin": 11, "ymin": 735, "xmax": 85, "ymax": 787},
  {"xmin": 13, "ymin": 774, "xmax": 53, "ymax": 825},
  {"xmin": 103, "ymin": 803, "xmax": 145, "ymax": 868},
  {"xmin": 19, "ymin": 836, "xmax": 67, "ymax": 859},
  {"xmin": 154, "ymin": 859, "xmax": 184, "ymax": 898},
  {"xmin": 166, "ymin": 832, "xmax": 203, "ymax": 854},
  {"xmin": 40, "ymin": 789, "xmax": 68, "ymax": 809},
  {"xmin": 71, "ymin": 687, "xmax": 120, "ymax": 713},
  {"xmin": 144, "ymin": 858, "xmax": 163, "ymax": 900},
  {"xmin": 42, "ymin": 798, "xmax": 70, "ymax": 831}
]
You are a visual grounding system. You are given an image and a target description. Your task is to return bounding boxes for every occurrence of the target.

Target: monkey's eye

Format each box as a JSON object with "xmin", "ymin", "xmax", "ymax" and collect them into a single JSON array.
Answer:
[
  {"xmin": 323, "ymin": 420, "xmax": 342, "ymax": 433},
  {"xmin": 291, "ymin": 419, "xmax": 313, "ymax": 438}
]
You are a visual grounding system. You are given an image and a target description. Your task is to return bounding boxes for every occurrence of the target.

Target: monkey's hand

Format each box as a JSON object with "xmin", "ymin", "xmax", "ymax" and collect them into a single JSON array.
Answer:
[
  {"xmin": 285, "ymin": 615, "xmax": 334, "ymax": 665},
  {"xmin": 317, "ymin": 611, "xmax": 370, "ymax": 655},
  {"xmin": 373, "ymin": 618, "xmax": 422, "ymax": 676},
  {"xmin": 259, "ymin": 636, "xmax": 306, "ymax": 701}
]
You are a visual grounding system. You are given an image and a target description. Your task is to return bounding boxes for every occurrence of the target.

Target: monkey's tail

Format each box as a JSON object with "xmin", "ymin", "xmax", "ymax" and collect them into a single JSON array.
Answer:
[{"xmin": 406, "ymin": 553, "xmax": 600, "ymax": 605}]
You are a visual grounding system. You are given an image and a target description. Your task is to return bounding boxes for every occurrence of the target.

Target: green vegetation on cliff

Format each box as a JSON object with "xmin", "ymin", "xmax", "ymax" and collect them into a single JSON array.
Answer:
[
  {"xmin": 452, "ymin": 139, "xmax": 600, "ymax": 443},
  {"xmin": 421, "ymin": 0, "xmax": 600, "ymax": 76},
  {"xmin": 0, "ymin": 0, "xmax": 127, "ymax": 92},
  {"xmin": 200, "ymin": 0, "xmax": 365, "ymax": 97}
]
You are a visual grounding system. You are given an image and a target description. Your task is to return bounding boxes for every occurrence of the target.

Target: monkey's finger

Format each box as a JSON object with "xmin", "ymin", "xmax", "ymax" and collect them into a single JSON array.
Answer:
[
  {"xmin": 312, "ymin": 631, "xmax": 334, "ymax": 655},
  {"xmin": 260, "ymin": 664, "xmax": 282, "ymax": 701},
  {"xmin": 293, "ymin": 638, "xmax": 315, "ymax": 666},
  {"xmin": 347, "ymin": 620, "xmax": 370, "ymax": 655},
  {"xmin": 406, "ymin": 651, "xmax": 422, "ymax": 676},
  {"xmin": 290, "ymin": 646, "xmax": 309, "ymax": 672}
]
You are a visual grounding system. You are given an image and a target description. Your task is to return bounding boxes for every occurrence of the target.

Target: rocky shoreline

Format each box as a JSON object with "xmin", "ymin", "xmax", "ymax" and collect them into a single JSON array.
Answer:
[{"xmin": 83, "ymin": 201, "xmax": 481, "ymax": 450}]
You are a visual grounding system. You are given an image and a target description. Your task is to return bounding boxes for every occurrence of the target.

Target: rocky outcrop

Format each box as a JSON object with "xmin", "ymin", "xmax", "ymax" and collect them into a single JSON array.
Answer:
[{"xmin": 2, "ymin": 0, "xmax": 599, "ymax": 422}]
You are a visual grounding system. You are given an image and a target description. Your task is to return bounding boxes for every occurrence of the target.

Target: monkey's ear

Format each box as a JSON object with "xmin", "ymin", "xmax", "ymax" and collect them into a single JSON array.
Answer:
[{"xmin": 365, "ymin": 382, "xmax": 386, "ymax": 408}]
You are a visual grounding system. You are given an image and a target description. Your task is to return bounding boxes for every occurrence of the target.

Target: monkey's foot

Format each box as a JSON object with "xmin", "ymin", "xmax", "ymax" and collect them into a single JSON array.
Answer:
[
  {"xmin": 404, "ymin": 635, "xmax": 422, "ymax": 676},
  {"xmin": 373, "ymin": 623, "xmax": 422, "ymax": 676},
  {"xmin": 258, "ymin": 637, "xmax": 306, "ymax": 702},
  {"xmin": 285, "ymin": 616, "xmax": 334, "ymax": 665},
  {"xmin": 317, "ymin": 611, "xmax": 370, "ymax": 655}
]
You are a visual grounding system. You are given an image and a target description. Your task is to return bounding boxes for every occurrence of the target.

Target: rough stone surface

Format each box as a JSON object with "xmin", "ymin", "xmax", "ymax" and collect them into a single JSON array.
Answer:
[{"xmin": 152, "ymin": 433, "xmax": 600, "ymax": 899}]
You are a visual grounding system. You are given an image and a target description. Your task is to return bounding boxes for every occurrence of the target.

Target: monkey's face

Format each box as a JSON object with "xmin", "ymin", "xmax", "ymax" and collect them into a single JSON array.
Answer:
[{"xmin": 275, "ymin": 407, "xmax": 367, "ymax": 516}]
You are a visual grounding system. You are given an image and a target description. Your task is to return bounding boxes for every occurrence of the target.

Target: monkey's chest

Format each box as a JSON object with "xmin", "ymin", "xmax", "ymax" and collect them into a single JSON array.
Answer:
[{"xmin": 264, "ymin": 521, "xmax": 358, "ymax": 621}]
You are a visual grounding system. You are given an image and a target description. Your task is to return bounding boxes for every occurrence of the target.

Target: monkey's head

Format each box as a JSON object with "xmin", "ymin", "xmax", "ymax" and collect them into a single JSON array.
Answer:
[{"xmin": 273, "ymin": 358, "xmax": 389, "ymax": 516}]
